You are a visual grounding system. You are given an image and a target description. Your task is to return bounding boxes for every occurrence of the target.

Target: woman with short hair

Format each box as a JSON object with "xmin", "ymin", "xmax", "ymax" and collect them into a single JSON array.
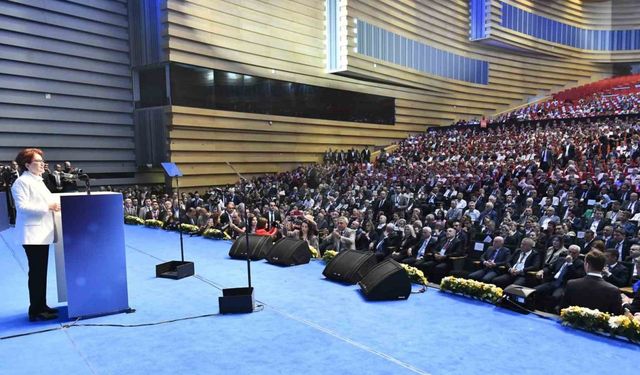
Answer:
[{"xmin": 12, "ymin": 148, "xmax": 61, "ymax": 321}]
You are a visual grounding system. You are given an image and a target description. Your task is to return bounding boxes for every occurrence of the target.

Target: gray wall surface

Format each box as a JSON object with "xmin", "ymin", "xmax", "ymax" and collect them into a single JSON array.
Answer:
[{"xmin": 0, "ymin": 0, "xmax": 136, "ymax": 183}]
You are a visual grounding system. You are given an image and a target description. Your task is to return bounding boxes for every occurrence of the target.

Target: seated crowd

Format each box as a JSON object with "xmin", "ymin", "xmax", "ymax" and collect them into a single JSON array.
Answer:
[
  {"xmin": 119, "ymin": 116, "xmax": 640, "ymax": 317},
  {"xmin": 451, "ymin": 91, "xmax": 640, "ymax": 127},
  {"xmin": 493, "ymin": 92, "xmax": 640, "ymax": 124}
]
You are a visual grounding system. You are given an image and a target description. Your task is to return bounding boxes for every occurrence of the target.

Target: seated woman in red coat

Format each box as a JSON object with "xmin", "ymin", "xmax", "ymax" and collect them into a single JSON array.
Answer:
[{"xmin": 255, "ymin": 217, "xmax": 278, "ymax": 239}]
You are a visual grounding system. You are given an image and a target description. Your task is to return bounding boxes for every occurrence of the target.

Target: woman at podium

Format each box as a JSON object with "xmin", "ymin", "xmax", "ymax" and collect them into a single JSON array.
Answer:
[{"xmin": 11, "ymin": 148, "xmax": 61, "ymax": 321}]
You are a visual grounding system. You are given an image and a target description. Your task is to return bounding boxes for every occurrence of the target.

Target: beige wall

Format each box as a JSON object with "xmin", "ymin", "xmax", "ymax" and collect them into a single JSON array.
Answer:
[{"xmin": 163, "ymin": 0, "xmax": 615, "ymax": 189}]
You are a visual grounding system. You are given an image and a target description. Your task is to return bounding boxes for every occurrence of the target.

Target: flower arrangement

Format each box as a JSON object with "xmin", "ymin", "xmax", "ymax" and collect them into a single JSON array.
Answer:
[
  {"xmin": 322, "ymin": 250, "xmax": 338, "ymax": 264},
  {"xmin": 144, "ymin": 219, "xmax": 164, "ymax": 228},
  {"xmin": 400, "ymin": 263, "xmax": 428, "ymax": 285},
  {"xmin": 309, "ymin": 246, "xmax": 320, "ymax": 259},
  {"xmin": 203, "ymin": 228, "xmax": 231, "ymax": 240},
  {"xmin": 125, "ymin": 215, "xmax": 144, "ymax": 225},
  {"xmin": 560, "ymin": 306, "xmax": 611, "ymax": 332},
  {"xmin": 608, "ymin": 315, "xmax": 640, "ymax": 343},
  {"xmin": 179, "ymin": 223, "xmax": 200, "ymax": 234},
  {"xmin": 439, "ymin": 276, "xmax": 504, "ymax": 304},
  {"xmin": 560, "ymin": 306, "xmax": 640, "ymax": 343}
]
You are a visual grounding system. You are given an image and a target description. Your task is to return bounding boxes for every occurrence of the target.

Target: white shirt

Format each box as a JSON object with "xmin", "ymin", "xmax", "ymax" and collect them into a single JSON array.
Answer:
[
  {"xmin": 513, "ymin": 250, "xmax": 532, "ymax": 272},
  {"xmin": 11, "ymin": 171, "xmax": 56, "ymax": 245}
]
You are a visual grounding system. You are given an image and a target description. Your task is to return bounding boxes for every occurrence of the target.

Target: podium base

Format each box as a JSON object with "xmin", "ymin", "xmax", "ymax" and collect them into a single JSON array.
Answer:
[
  {"xmin": 219, "ymin": 287, "xmax": 254, "ymax": 314},
  {"xmin": 155, "ymin": 260, "xmax": 195, "ymax": 280}
]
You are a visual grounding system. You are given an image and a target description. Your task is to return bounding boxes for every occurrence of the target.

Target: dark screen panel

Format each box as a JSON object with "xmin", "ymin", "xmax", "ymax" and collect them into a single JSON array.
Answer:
[
  {"xmin": 138, "ymin": 66, "xmax": 167, "ymax": 108},
  {"xmin": 168, "ymin": 63, "xmax": 395, "ymax": 124},
  {"xmin": 170, "ymin": 63, "xmax": 213, "ymax": 108}
]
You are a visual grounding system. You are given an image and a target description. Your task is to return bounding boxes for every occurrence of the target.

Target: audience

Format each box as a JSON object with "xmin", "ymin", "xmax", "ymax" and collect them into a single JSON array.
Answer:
[{"xmin": 93, "ymin": 109, "xmax": 640, "ymax": 315}]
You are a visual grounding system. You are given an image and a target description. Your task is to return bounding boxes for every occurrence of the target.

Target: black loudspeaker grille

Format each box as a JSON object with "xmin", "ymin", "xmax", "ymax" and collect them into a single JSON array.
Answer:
[
  {"xmin": 358, "ymin": 259, "xmax": 411, "ymax": 300},
  {"xmin": 266, "ymin": 238, "xmax": 311, "ymax": 266},
  {"xmin": 228, "ymin": 234, "xmax": 273, "ymax": 260},
  {"xmin": 323, "ymin": 250, "xmax": 377, "ymax": 284}
]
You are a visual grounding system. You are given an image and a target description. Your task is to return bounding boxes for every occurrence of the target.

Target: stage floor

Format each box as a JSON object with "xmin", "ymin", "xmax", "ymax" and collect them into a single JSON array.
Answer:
[{"xmin": 1, "ymin": 225, "xmax": 638, "ymax": 375}]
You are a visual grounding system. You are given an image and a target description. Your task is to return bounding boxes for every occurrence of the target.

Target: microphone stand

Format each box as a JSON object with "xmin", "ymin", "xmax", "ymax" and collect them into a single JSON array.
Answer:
[
  {"xmin": 217, "ymin": 161, "xmax": 255, "ymax": 314},
  {"xmin": 155, "ymin": 163, "xmax": 194, "ymax": 280},
  {"xmin": 225, "ymin": 162, "xmax": 251, "ymax": 290}
]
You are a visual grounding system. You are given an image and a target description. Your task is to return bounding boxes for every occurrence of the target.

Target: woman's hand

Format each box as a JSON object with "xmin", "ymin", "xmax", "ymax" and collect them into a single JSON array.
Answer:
[{"xmin": 48, "ymin": 203, "xmax": 61, "ymax": 212}]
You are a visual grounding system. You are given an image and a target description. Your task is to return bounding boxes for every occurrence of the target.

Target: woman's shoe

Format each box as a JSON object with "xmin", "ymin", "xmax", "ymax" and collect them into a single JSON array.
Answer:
[
  {"xmin": 28, "ymin": 312, "xmax": 58, "ymax": 322},
  {"xmin": 44, "ymin": 306, "xmax": 59, "ymax": 314}
]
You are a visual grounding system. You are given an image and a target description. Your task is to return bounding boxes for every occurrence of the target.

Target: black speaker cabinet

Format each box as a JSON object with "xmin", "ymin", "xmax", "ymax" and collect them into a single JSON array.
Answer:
[
  {"xmin": 358, "ymin": 259, "xmax": 411, "ymax": 301},
  {"xmin": 501, "ymin": 284, "xmax": 536, "ymax": 314},
  {"xmin": 228, "ymin": 234, "xmax": 273, "ymax": 260},
  {"xmin": 266, "ymin": 237, "xmax": 311, "ymax": 266},
  {"xmin": 323, "ymin": 250, "xmax": 377, "ymax": 284}
]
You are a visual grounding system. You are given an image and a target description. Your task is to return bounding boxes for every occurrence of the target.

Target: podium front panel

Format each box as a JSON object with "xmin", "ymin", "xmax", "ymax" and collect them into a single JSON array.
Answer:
[
  {"xmin": 0, "ymin": 191, "xmax": 9, "ymax": 232},
  {"xmin": 61, "ymin": 193, "xmax": 129, "ymax": 318}
]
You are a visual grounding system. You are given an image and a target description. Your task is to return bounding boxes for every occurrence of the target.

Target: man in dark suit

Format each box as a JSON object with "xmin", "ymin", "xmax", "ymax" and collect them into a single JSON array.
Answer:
[
  {"xmin": 602, "ymin": 248, "xmax": 630, "ymax": 287},
  {"xmin": 623, "ymin": 192, "xmax": 640, "ymax": 215},
  {"xmin": 560, "ymin": 140, "xmax": 576, "ymax": 167},
  {"xmin": 492, "ymin": 237, "xmax": 540, "ymax": 288},
  {"xmin": 361, "ymin": 146, "xmax": 371, "ymax": 163},
  {"xmin": 584, "ymin": 209, "xmax": 608, "ymax": 235},
  {"xmin": 539, "ymin": 145, "xmax": 554, "ymax": 172},
  {"xmin": 373, "ymin": 223, "xmax": 399, "ymax": 262},
  {"xmin": 610, "ymin": 228, "xmax": 631, "ymax": 262},
  {"xmin": 144, "ymin": 200, "xmax": 161, "ymax": 220},
  {"xmin": 560, "ymin": 250, "xmax": 623, "ymax": 315},
  {"xmin": 577, "ymin": 229, "xmax": 597, "ymax": 254},
  {"xmin": 467, "ymin": 236, "xmax": 511, "ymax": 283},
  {"xmin": 265, "ymin": 201, "xmax": 282, "ymax": 230},
  {"xmin": 373, "ymin": 190, "xmax": 393, "ymax": 219},
  {"xmin": 418, "ymin": 227, "xmax": 463, "ymax": 284},
  {"xmin": 534, "ymin": 245, "xmax": 585, "ymax": 312},
  {"xmin": 401, "ymin": 227, "xmax": 438, "ymax": 266}
]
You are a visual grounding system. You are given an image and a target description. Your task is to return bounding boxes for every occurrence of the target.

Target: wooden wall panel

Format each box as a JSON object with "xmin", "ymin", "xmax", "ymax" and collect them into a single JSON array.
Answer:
[{"xmin": 161, "ymin": 0, "xmax": 616, "ymax": 190}]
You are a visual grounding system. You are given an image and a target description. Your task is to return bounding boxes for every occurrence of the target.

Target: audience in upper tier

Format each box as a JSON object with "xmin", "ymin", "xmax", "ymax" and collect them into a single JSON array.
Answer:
[
  {"xmin": 113, "ymin": 115, "xmax": 640, "ymax": 314},
  {"xmin": 450, "ymin": 91, "xmax": 640, "ymax": 128},
  {"xmin": 494, "ymin": 93, "xmax": 640, "ymax": 124}
]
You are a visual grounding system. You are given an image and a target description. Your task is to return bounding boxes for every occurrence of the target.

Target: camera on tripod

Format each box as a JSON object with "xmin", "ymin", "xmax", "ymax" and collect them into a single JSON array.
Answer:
[{"xmin": 61, "ymin": 168, "xmax": 83, "ymax": 180}]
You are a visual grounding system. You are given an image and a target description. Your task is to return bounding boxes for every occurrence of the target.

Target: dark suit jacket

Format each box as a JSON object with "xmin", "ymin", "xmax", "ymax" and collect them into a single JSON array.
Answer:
[
  {"xmin": 506, "ymin": 249, "xmax": 540, "ymax": 274},
  {"xmin": 623, "ymin": 200, "xmax": 640, "ymax": 215},
  {"xmin": 374, "ymin": 197, "xmax": 393, "ymax": 218},
  {"xmin": 433, "ymin": 237, "xmax": 464, "ymax": 259},
  {"xmin": 480, "ymin": 246, "xmax": 511, "ymax": 268},
  {"xmin": 561, "ymin": 275, "xmax": 623, "ymax": 315},
  {"xmin": 583, "ymin": 217, "xmax": 609, "ymax": 234},
  {"xmin": 543, "ymin": 256, "xmax": 585, "ymax": 285},
  {"xmin": 411, "ymin": 235, "xmax": 438, "ymax": 259},
  {"xmin": 374, "ymin": 234, "xmax": 396, "ymax": 257},
  {"xmin": 603, "ymin": 262, "xmax": 630, "ymax": 287}
]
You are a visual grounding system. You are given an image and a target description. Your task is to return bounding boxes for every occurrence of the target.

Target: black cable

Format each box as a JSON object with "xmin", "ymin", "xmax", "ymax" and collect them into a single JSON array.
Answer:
[
  {"xmin": 70, "ymin": 312, "xmax": 220, "ymax": 328},
  {"xmin": 498, "ymin": 296, "xmax": 559, "ymax": 321},
  {"xmin": 1, "ymin": 327, "xmax": 63, "ymax": 340},
  {"xmin": 0, "ymin": 312, "xmax": 224, "ymax": 341}
]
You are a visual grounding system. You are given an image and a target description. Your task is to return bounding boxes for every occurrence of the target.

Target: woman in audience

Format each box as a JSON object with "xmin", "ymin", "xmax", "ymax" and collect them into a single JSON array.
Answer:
[{"xmin": 291, "ymin": 221, "xmax": 319, "ymax": 253}]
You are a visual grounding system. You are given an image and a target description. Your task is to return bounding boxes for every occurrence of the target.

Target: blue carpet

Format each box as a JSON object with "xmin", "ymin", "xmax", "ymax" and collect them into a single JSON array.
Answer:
[{"xmin": 1, "ymin": 226, "xmax": 638, "ymax": 375}]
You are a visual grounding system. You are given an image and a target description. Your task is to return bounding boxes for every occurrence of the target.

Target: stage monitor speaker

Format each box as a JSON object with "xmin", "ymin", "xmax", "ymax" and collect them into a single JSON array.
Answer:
[
  {"xmin": 266, "ymin": 237, "xmax": 311, "ymax": 266},
  {"xmin": 228, "ymin": 234, "xmax": 273, "ymax": 260},
  {"xmin": 323, "ymin": 250, "xmax": 377, "ymax": 284},
  {"xmin": 358, "ymin": 259, "xmax": 411, "ymax": 301},
  {"xmin": 501, "ymin": 284, "xmax": 536, "ymax": 314}
]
